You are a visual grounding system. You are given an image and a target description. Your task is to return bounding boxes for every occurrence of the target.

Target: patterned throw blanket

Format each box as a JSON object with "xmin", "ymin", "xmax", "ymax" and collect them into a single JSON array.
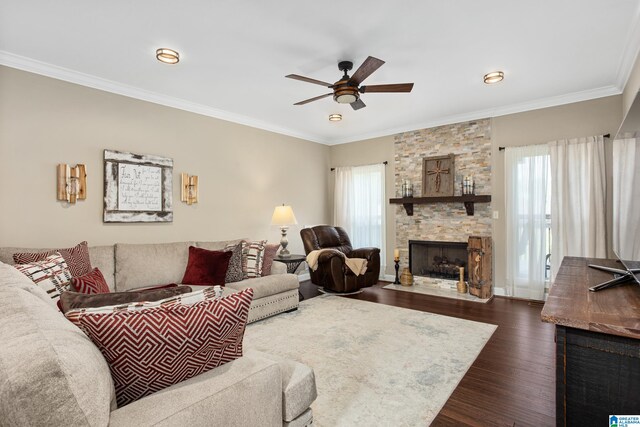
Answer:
[{"xmin": 306, "ymin": 249, "xmax": 368, "ymax": 276}]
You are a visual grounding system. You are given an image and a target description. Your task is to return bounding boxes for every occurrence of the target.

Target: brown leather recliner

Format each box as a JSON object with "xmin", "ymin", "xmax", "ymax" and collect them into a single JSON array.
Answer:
[{"xmin": 300, "ymin": 225, "xmax": 380, "ymax": 293}]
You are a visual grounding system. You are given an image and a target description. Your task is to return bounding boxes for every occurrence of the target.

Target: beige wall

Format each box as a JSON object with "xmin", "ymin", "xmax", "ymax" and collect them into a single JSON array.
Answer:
[
  {"xmin": 0, "ymin": 64, "xmax": 626, "ymax": 289},
  {"xmin": 623, "ymin": 51, "xmax": 640, "ymax": 117},
  {"xmin": 491, "ymin": 95, "xmax": 621, "ymax": 291},
  {"xmin": 329, "ymin": 135, "xmax": 395, "ymax": 275},
  {"xmin": 0, "ymin": 66, "xmax": 331, "ymax": 253},
  {"xmin": 330, "ymin": 95, "xmax": 622, "ymax": 290}
]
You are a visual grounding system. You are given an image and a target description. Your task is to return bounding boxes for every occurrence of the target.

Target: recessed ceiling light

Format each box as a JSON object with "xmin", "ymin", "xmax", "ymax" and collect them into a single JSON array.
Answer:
[
  {"xmin": 156, "ymin": 48, "xmax": 180, "ymax": 64},
  {"xmin": 484, "ymin": 71, "xmax": 504, "ymax": 84},
  {"xmin": 329, "ymin": 114, "xmax": 342, "ymax": 122}
]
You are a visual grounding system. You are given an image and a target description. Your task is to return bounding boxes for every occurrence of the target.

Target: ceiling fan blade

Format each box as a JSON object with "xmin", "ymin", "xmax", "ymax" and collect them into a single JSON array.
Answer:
[
  {"xmin": 360, "ymin": 83, "xmax": 414, "ymax": 93},
  {"xmin": 294, "ymin": 93, "xmax": 333, "ymax": 105},
  {"xmin": 349, "ymin": 56, "xmax": 385, "ymax": 86},
  {"xmin": 350, "ymin": 99, "xmax": 366, "ymax": 110},
  {"xmin": 286, "ymin": 74, "xmax": 333, "ymax": 87}
]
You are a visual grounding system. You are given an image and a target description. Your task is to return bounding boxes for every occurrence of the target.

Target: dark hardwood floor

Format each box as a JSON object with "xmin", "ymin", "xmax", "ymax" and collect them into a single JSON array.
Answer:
[{"xmin": 299, "ymin": 280, "xmax": 556, "ymax": 427}]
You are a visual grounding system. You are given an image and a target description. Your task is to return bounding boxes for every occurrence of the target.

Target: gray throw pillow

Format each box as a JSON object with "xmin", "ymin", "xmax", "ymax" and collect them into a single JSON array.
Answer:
[{"xmin": 224, "ymin": 243, "xmax": 244, "ymax": 283}]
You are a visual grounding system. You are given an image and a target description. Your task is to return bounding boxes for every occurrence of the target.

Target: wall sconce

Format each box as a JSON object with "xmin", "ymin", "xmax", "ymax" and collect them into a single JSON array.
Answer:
[
  {"xmin": 57, "ymin": 164, "xmax": 87, "ymax": 204},
  {"xmin": 181, "ymin": 173, "xmax": 199, "ymax": 205}
]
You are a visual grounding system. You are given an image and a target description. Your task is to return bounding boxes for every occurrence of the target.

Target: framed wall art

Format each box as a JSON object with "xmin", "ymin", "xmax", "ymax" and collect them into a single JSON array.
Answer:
[
  {"xmin": 103, "ymin": 149, "xmax": 173, "ymax": 223},
  {"xmin": 422, "ymin": 153, "xmax": 455, "ymax": 197}
]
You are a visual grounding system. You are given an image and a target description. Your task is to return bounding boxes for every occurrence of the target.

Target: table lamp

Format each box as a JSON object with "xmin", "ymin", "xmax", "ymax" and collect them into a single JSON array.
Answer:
[{"xmin": 271, "ymin": 204, "xmax": 297, "ymax": 257}]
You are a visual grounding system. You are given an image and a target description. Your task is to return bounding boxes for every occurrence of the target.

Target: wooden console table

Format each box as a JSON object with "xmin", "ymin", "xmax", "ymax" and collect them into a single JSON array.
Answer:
[{"xmin": 541, "ymin": 257, "xmax": 640, "ymax": 426}]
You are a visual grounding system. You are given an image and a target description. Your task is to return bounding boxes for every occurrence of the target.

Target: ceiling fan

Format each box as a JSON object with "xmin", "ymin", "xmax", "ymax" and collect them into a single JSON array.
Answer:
[{"xmin": 286, "ymin": 56, "xmax": 414, "ymax": 110}]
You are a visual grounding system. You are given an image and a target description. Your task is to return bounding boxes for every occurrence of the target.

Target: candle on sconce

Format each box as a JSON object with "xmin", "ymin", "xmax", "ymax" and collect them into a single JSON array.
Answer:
[{"xmin": 393, "ymin": 248, "xmax": 400, "ymax": 261}]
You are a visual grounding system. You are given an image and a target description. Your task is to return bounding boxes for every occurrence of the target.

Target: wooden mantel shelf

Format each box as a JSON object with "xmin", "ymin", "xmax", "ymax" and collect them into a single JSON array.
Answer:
[{"xmin": 389, "ymin": 195, "xmax": 491, "ymax": 216}]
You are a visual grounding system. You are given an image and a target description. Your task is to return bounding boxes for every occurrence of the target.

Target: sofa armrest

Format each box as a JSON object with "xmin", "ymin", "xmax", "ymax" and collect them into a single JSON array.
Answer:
[
  {"xmin": 108, "ymin": 354, "xmax": 282, "ymax": 427},
  {"xmin": 350, "ymin": 247, "xmax": 380, "ymax": 260},
  {"xmin": 270, "ymin": 260, "xmax": 287, "ymax": 275}
]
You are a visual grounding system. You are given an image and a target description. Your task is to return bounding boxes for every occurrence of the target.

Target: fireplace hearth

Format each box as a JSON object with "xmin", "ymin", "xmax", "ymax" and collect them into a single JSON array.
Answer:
[{"xmin": 409, "ymin": 240, "xmax": 468, "ymax": 281}]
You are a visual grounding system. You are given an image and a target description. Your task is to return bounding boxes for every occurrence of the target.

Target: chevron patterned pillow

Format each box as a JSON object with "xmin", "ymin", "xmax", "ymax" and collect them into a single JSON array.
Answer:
[
  {"xmin": 13, "ymin": 241, "xmax": 92, "ymax": 278},
  {"xmin": 71, "ymin": 267, "xmax": 110, "ymax": 294},
  {"xmin": 65, "ymin": 287, "xmax": 254, "ymax": 407}
]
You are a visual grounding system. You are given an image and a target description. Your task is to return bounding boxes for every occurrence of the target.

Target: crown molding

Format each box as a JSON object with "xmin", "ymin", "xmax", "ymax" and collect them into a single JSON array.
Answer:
[
  {"xmin": 327, "ymin": 85, "xmax": 622, "ymax": 145},
  {"xmin": 0, "ymin": 50, "xmax": 625, "ymax": 147},
  {"xmin": 0, "ymin": 51, "xmax": 331, "ymax": 145}
]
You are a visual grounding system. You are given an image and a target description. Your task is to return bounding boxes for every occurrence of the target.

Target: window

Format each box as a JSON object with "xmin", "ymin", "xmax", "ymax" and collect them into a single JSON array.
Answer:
[
  {"xmin": 505, "ymin": 145, "xmax": 550, "ymax": 300},
  {"xmin": 333, "ymin": 164, "xmax": 386, "ymax": 274}
]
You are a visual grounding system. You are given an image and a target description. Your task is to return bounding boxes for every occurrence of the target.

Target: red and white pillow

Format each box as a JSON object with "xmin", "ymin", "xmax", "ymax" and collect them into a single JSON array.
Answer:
[
  {"xmin": 71, "ymin": 267, "xmax": 110, "ymax": 294},
  {"xmin": 13, "ymin": 241, "xmax": 92, "ymax": 277},
  {"xmin": 65, "ymin": 287, "xmax": 254, "ymax": 407},
  {"xmin": 242, "ymin": 240, "xmax": 267, "ymax": 279},
  {"xmin": 13, "ymin": 252, "xmax": 73, "ymax": 306}
]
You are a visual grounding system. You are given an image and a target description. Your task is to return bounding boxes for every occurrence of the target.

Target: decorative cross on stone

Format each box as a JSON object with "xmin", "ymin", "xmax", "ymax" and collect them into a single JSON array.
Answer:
[{"xmin": 426, "ymin": 160, "xmax": 450, "ymax": 193}]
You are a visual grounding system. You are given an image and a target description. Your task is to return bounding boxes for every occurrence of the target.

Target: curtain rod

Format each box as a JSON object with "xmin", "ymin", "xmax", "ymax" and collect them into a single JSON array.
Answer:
[
  {"xmin": 498, "ymin": 134, "xmax": 611, "ymax": 151},
  {"xmin": 330, "ymin": 161, "xmax": 388, "ymax": 171}
]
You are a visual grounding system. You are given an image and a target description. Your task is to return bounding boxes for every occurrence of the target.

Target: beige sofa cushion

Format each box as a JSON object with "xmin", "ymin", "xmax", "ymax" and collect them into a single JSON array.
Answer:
[
  {"xmin": 115, "ymin": 242, "xmax": 195, "ymax": 291},
  {"xmin": 88, "ymin": 245, "xmax": 116, "ymax": 291},
  {"xmin": 195, "ymin": 239, "xmax": 245, "ymax": 252},
  {"xmin": 0, "ymin": 262, "xmax": 115, "ymax": 425},
  {"xmin": 226, "ymin": 273, "xmax": 299, "ymax": 300},
  {"xmin": 254, "ymin": 351, "xmax": 318, "ymax": 422},
  {"xmin": 108, "ymin": 352, "xmax": 282, "ymax": 427}
]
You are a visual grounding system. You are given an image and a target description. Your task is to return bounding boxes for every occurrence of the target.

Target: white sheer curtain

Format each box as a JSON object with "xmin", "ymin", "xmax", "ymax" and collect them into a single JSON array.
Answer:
[
  {"xmin": 334, "ymin": 164, "xmax": 386, "ymax": 274},
  {"xmin": 612, "ymin": 137, "xmax": 640, "ymax": 259},
  {"xmin": 549, "ymin": 136, "xmax": 607, "ymax": 280},
  {"xmin": 505, "ymin": 144, "xmax": 550, "ymax": 300}
]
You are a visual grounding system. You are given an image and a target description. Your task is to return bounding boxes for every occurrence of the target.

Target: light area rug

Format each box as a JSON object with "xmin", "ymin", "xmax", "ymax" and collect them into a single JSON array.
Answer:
[{"xmin": 244, "ymin": 295, "xmax": 497, "ymax": 426}]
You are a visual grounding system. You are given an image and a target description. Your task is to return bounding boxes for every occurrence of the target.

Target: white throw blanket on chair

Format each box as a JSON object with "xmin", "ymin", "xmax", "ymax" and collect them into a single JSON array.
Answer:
[{"xmin": 306, "ymin": 249, "xmax": 368, "ymax": 276}]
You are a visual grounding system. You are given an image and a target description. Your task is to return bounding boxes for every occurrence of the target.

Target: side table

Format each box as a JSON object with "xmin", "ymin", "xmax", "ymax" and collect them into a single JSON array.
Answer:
[{"xmin": 274, "ymin": 254, "xmax": 307, "ymax": 301}]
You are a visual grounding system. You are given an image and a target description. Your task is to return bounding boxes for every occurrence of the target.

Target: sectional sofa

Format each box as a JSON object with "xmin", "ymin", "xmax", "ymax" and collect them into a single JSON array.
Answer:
[
  {"xmin": 0, "ymin": 240, "xmax": 317, "ymax": 426},
  {"xmin": 0, "ymin": 239, "xmax": 301, "ymax": 323}
]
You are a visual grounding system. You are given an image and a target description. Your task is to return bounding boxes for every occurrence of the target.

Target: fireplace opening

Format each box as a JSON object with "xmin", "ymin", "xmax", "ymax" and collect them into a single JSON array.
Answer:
[{"xmin": 409, "ymin": 240, "xmax": 468, "ymax": 281}]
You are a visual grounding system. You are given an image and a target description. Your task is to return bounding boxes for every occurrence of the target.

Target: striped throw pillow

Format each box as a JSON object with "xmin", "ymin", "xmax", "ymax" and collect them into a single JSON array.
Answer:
[
  {"xmin": 241, "ymin": 240, "xmax": 267, "ymax": 279},
  {"xmin": 14, "ymin": 252, "xmax": 73, "ymax": 307}
]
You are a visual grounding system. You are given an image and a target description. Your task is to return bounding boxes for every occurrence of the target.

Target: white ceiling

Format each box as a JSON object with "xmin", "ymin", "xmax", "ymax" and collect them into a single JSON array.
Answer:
[{"xmin": 1, "ymin": 0, "xmax": 639, "ymax": 145}]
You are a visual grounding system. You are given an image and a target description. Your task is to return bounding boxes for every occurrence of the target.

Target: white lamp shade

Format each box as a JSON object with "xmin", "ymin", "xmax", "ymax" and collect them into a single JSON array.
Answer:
[{"xmin": 271, "ymin": 205, "xmax": 298, "ymax": 226}]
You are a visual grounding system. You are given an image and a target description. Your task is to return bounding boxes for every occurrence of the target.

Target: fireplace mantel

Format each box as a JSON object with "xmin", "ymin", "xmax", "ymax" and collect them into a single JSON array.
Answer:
[{"xmin": 389, "ymin": 195, "xmax": 491, "ymax": 216}]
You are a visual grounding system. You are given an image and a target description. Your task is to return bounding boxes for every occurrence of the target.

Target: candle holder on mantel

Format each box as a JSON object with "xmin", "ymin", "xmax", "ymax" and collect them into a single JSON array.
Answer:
[{"xmin": 394, "ymin": 259, "xmax": 401, "ymax": 284}]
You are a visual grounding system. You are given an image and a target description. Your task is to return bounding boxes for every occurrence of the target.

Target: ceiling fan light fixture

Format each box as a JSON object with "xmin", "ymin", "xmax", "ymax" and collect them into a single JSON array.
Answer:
[
  {"xmin": 483, "ymin": 71, "xmax": 504, "ymax": 84},
  {"xmin": 156, "ymin": 48, "xmax": 180, "ymax": 64},
  {"xmin": 329, "ymin": 114, "xmax": 342, "ymax": 122},
  {"xmin": 335, "ymin": 94, "xmax": 357, "ymax": 104}
]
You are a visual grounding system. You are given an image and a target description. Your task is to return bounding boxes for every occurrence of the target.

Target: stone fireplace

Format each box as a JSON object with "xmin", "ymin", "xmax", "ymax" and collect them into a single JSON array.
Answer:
[{"xmin": 394, "ymin": 119, "xmax": 492, "ymax": 293}]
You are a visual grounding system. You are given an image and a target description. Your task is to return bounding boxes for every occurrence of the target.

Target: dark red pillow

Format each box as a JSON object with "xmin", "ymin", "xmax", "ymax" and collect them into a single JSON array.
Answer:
[
  {"xmin": 71, "ymin": 267, "xmax": 110, "ymax": 294},
  {"xmin": 261, "ymin": 243, "xmax": 280, "ymax": 276},
  {"xmin": 181, "ymin": 246, "xmax": 232, "ymax": 286}
]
